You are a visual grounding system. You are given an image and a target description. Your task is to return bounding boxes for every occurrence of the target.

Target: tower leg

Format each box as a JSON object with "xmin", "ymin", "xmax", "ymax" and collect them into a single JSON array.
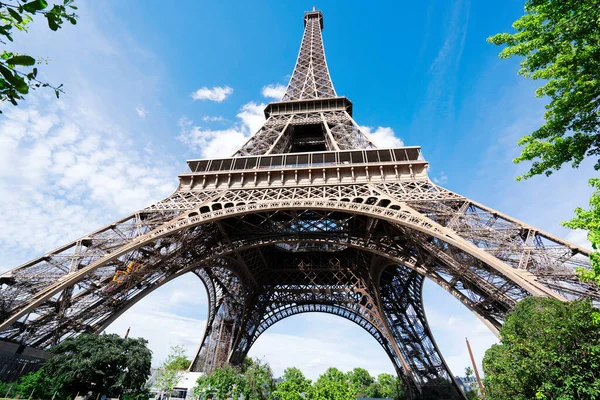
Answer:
[
  {"xmin": 379, "ymin": 265, "xmax": 465, "ymax": 400},
  {"xmin": 189, "ymin": 267, "xmax": 245, "ymax": 373}
]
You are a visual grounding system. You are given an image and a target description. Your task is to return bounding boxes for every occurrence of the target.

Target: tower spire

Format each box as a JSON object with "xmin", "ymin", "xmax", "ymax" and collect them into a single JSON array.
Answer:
[{"xmin": 282, "ymin": 9, "xmax": 336, "ymax": 101}]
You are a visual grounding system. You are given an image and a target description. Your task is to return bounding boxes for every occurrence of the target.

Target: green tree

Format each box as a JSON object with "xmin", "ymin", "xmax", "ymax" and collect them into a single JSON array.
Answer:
[
  {"xmin": 154, "ymin": 345, "xmax": 191, "ymax": 398},
  {"xmin": 310, "ymin": 367, "xmax": 355, "ymax": 400},
  {"xmin": 12, "ymin": 369, "xmax": 60, "ymax": 399},
  {"xmin": 162, "ymin": 345, "xmax": 191, "ymax": 371},
  {"xmin": 463, "ymin": 367, "xmax": 481, "ymax": 400},
  {"xmin": 365, "ymin": 381, "xmax": 383, "ymax": 398},
  {"xmin": 483, "ymin": 297, "xmax": 600, "ymax": 400},
  {"xmin": 242, "ymin": 358, "xmax": 274, "ymax": 400},
  {"xmin": 376, "ymin": 373, "xmax": 404, "ymax": 399},
  {"xmin": 0, "ymin": 0, "xmax": 78, "ymax": 110},
  {"xmin": 40, "ymin": 333, "xmax": 151, "ymax": 398},
  {"xmin": 488, "ymin": 0, "xmax": 600, "ymax": 180},
  {"xmin": 0, "ymin": 381, "xmax": 10, "ymax": 397},
  {"xmin": 194, "ymin": 364, "xmax": 245, "ymax": 400},
  {"xmin": 562, "ymin": 178, "xmax": 600, "ymax": 285},
  {"xmin": 273, "ymin": 367, "xmax": 312, "ymax": 400},
  {"xmin": 347, "ymin": 367, "xmax": 374, "ymax": 397},
  {"xmin": 121, "ymin": 390, "xmax": 151, "ymax": 400},
  {"xmin": 241, "ymin": 356, "xmax": 254, "ymax": 373},
  {"xmin": 488, "ymin": 0, "xmax": 600, "ymax": 283}
]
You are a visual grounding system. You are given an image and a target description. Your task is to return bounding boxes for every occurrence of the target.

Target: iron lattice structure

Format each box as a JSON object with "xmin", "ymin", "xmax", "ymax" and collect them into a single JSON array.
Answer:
[{"xmin": 0, "ymin": 9, "xmax": 598, "ymax": 400}]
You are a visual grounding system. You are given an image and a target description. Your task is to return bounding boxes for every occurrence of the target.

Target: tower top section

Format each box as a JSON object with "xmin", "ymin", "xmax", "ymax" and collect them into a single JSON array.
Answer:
[
  {"xmin": 304, "ymin": 9, "xmax": 324, "ymax": 30},
  {"xmin": 282, "ymin": 9, "xmax": 336, "ymax": 101}
]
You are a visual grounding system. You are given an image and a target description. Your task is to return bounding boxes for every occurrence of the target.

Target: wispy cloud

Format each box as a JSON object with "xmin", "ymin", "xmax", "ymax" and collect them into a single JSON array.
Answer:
[
  {"xmin": 416, "ymin": 0, "xmax": 470, "ymax": 129},
  {"xmin": 428, "ymin": 0, "xmax": 470, "ymax": 77},
  {"xmin": 564, "ymin": 230, "xmax": 591, "ymax": 250},
  {"xmin": 433, "ymin": 172, "xmax": 448, "ymax": 184},
  {"xmin": 202, "ymin": 115, "xmax": 224, "ymax": 122},
  {"xmin": 135, "ymin": 106, "xmax": 149, "ymax": 118},
  {"xmin": 191, "ymin": 86, "xmax": 233, "ymax": 102},
  {"xmin": 0, "ymin": 2, "xmax": 177, "ymax": 268},
  {"xmin": 261, "ymin": 84, "xmax": 286, "ymax": 100}
]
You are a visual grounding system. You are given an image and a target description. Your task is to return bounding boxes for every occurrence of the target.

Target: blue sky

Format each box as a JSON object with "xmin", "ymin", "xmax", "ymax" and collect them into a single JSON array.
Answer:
[{"xmin": 0, "ymin": 0, "xmax": 595, "ymax": 381}]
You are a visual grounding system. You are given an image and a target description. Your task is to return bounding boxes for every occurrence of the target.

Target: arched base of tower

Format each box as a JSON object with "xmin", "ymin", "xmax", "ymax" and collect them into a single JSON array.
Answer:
[{"xmin": 188, "ymin": 257, "xmax": 465, "ymax": 400}]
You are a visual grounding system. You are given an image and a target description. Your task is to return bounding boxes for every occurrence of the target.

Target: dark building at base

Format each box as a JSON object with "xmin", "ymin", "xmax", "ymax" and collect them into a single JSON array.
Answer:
[{"xmin": 0, "ymin": 339, "xmax": 51, "ymax": 382}]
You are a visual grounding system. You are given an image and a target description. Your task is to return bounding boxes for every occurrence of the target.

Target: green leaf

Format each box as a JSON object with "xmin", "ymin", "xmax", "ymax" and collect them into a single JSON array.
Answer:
[
  {"xmin": 7, "ymin": 7, "xmax": 24, "ymax": 23},
  {"xmin": 46, "ymin": 15, "xmax": 59, "ymax": 31},
  {"xmin": 0, "ymin": 25, "xmax": 14, "ymax": 41},
  {"xmin": 6, "ymin": 55, "xmax": 36, "ymax": 66},
  {"xmin": 22, "ymin": 0, "xmax": 49, "ymax": 13},
  {"xmin": 0, "ymin": 65, "xmax": 29, "ymax": 94}
]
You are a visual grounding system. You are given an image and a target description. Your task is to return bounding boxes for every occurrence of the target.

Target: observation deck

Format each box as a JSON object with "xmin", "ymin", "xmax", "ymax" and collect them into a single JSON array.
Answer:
[{"xmin": 179, "ymin": 147, "xmax": 429, "ymax": 190}]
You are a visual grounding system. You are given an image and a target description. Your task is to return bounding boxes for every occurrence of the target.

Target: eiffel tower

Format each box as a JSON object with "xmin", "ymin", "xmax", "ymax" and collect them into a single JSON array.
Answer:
[{"xmin": 0, "ymin": 8, "xmax": 597, "ymax": 400}]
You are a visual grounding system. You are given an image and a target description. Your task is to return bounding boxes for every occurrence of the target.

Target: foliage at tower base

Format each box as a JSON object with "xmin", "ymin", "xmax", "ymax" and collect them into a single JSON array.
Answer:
[
  {"xmin": 463, "ymin": 367, "xmax": 482, "ymax": 400},
  {"xmin": 0, "ymin": 333, "xmax": 152, "ymax": 399},
  {"xmin": 195, "ymin": 362, "xmax": 405, "ymax": 400},
  {"xmin": 482, "ymin": 297, "xmax": 600, "ymax": 400},
  {"xmin": 154, "ymin": 345, "xmax": 192, "ymax": 398},
  {"xmin": 272, "ymin": 367, "xmax": 312, "ymax": 400},
  {"xmin": 347, "ymin": 367, "xmax": 403, "ymax": 399},
  {"xmin": 194, "ymin": 358, "xmax": 274, "ymax": 400}
]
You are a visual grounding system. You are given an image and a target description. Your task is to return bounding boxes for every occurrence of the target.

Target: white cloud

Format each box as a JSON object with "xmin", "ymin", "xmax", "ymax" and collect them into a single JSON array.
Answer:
[
  {"xmin": 261, "ymin": 84, "xmax": 286, "ymax": 100},
  {"xmin": 564, "ymin": 229, "xmax": 592, "ymax": 250},
  {"xmin": 360, "ymin": 126, "xmax": 404, "ymax": 148},
  {"xmin": 135, "ymin": 106, "xmax": 149, "ymax": 118},
  {"xmin": 237, "ymin": 102, "xmax": 266, "ymax": 135},
  {"xmin": 191, "ymin": 86, "xmax": 233, "ymax": 102},
  {"xmin": 433, "ymin": 172, "xmax": 448, "ymax": 184},
  {"xmin": 202, "ymin": 115, "xmax": 224, "ymax": 122},
  {"xmin": 0, "ymin": 95, "xmax": 176, "ymax": 263},
  {"xmin": 179, "ymin": 102, "xmax": 266, "ymax": 158}
]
